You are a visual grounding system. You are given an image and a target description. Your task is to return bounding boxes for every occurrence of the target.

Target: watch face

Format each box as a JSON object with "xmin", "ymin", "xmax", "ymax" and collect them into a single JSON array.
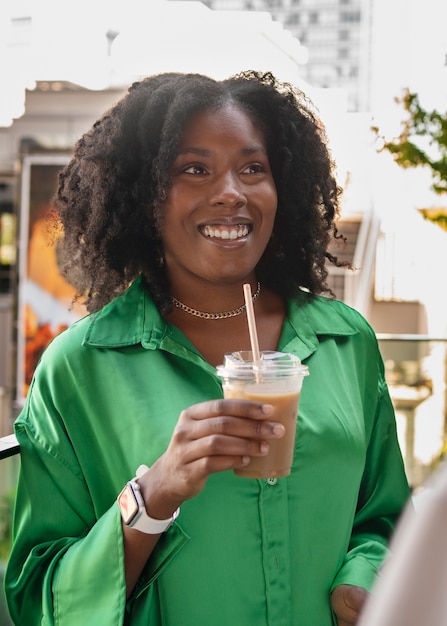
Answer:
[{"xmin": 118, "ymin": 484, "xmax": 139, "ymax": 525}]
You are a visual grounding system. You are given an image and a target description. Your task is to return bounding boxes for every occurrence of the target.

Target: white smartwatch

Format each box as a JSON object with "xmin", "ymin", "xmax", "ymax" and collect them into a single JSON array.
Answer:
[{"xmin": 117, "ymin": 465, "xmax": 180, "ymax": 534}]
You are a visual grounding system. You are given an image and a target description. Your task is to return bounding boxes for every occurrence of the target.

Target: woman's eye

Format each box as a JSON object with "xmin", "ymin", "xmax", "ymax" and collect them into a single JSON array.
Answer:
[
  {"xmin": 243, "ymin": 163, "xmax": 265, "ymax": 174},
  {"xmin": 183, "ymin": 164, "xmax": 207, "ymax": 175}
]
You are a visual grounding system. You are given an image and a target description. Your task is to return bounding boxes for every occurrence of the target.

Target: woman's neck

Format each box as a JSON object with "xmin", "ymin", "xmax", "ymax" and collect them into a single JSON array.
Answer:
[{"xmin": 165, "ymin": 286, "xmax": 286, "ymax": 367}]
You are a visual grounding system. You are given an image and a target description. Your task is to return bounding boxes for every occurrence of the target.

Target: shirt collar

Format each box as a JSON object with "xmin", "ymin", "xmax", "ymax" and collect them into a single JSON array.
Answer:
[
  {"xmin": 277, "ymin": 294, "xmax": 359, "ymax": 361},
  {"xmin": 83, "ymin": 277, "xmax": 359, "ymax": 357},
  {"xmin": 82, "ymin": 276, "xmax": 167, "ymax": 349}
]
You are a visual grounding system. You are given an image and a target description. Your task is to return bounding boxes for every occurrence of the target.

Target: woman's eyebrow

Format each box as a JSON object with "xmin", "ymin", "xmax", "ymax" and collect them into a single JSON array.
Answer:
[
  {"xmin": 177, "ymin": 147, "xmax": 212, "ymax": 157},
  {"xmin": 242, "ymin": 145, "xmax": 268, "ymax": 156},
  {"xmin": 177, "ymin": 145, "xmax": 267, "ymax": 157}
]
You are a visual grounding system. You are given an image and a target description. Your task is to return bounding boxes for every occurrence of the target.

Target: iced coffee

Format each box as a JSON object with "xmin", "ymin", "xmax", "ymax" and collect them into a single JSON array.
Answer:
[{"xmin": 216, "ymin": 351, "xmax": 308, "ymax": 478}]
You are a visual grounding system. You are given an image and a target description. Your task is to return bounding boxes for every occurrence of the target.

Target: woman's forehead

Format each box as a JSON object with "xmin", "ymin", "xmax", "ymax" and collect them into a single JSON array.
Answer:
[{"xmin": 177, "ymin": 103, "xmax": 265, "ymax": 144}]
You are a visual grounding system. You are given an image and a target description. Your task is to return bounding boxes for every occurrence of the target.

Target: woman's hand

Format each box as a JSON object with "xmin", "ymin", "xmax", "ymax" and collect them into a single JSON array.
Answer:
[
  {"xmin": 331, "ymin": 585, "xmax": 369, "ymax": 626},
  {"xmin": 122, "ymin": 398, "xmax": 283, "ymax": 596},
  {"xmin": 138, "ymin": 398, "xmax": 284, "ymax": 518}
]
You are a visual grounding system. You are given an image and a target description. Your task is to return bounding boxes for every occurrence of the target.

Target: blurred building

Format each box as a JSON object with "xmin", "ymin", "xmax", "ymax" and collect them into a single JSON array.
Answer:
[{"xmin": 172, "ymin": 0, "xmax": 372, "ymax": 111}]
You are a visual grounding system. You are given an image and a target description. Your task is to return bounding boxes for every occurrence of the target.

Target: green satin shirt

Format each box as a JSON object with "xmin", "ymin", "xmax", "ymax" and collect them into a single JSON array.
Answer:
[{"xmin": 5, "ymin": 277, "xmax": 410, "ymax": 625}]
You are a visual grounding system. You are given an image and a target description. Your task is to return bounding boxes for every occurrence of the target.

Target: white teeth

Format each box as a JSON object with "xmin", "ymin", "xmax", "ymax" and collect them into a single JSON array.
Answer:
[{"xmin": 203, "ymin": 225, "xmax": 249, "ymax": 240}]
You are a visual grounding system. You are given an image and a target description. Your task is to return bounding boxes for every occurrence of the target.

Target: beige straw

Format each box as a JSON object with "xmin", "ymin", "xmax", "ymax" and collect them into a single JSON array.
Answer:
[{"xmin": 243, "ymin": 283, "xmax": 261, "ymax": 363}]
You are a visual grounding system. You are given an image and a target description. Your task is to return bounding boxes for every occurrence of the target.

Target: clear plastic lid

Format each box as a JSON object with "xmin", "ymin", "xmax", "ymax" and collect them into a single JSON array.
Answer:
[{"xmin": 216, "ymin": 350, "xmax": 309, "ymax": 381}]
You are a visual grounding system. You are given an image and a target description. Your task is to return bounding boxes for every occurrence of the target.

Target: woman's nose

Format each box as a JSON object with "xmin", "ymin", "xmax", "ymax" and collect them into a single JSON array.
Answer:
[{"xmin": 209, "ymin": 173, "xmax": 246, "ymax": 207}]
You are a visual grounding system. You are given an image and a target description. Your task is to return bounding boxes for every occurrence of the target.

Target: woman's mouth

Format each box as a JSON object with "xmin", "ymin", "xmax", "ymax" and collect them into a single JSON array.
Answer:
[{"xmin": 200, "ymin": 224, "xmax": 250, "ymax": 240}]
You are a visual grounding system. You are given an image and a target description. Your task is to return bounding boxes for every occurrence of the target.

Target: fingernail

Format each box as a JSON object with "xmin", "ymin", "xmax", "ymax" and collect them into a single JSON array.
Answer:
[
  {"xmin": 260, "ymin": 442, "xmax": 269, "ymax": 454},
  {"xmin": 261, "ymin": 404, "xmax": 274, "ymax": 415},
  {"xmin": 272, "ymin": 423, "xmax": 285, "ymax": 436}
]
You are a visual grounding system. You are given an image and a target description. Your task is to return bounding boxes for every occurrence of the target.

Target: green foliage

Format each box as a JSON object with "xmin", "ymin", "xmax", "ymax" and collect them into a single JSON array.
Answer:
[
  {"xmin": 430, "ymin": 213, "xmax": 447, "ymax": 229},
  {"xmin": 0, "ymin": 488, "xmax": 15, "ymax": 560},
  {"xmin": 373, "ymin": 89, "xmax": 447, "ymax": 196},
  {"xmin": 0, "ymin": 560, "xmax": 14, "ymax": 625},
  {"xmin": 420, "ymin": 208, "xmax": 447, "ymax": 232}
]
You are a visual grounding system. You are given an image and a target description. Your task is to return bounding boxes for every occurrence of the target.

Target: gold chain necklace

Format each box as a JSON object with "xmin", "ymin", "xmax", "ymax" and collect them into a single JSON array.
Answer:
[{"xmin": 171, "ymin": 282, "xmax": 261, "ymax": 320}]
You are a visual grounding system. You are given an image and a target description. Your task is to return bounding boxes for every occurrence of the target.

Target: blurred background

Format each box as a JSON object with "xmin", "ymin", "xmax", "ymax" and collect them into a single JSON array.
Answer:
[{"xmin": 1, "ymin": 5, "xmax": 447, "ymax": 609}]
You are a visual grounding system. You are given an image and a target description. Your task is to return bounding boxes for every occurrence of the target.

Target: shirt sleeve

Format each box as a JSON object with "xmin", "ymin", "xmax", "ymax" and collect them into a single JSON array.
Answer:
[
  {"xmin": 330, "ymin": 378, "xmax": 412, "ymax": 592},
  {"xmin": 4, "ymin": 378, "xmax": 187, "ymax": 626},
  {"xmin": 4, "ymin": 395, "xmax": 127, "ymax": 626}
]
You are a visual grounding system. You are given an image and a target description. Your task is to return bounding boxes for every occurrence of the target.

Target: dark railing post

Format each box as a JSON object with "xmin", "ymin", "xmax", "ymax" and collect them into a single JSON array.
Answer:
[{"xmin": 0, "ymin": 435, "xmax": 19, "ymax": 460}]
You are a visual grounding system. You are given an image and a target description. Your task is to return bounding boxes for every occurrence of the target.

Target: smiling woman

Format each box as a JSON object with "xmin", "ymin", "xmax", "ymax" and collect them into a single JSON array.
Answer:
[
  {"xmin": 4, "ymin": 71, "xmax": 410, "ymax": 626},
  {"xmin": 159, "ymin": 104, "xmax": 277, "ymax": 319},
  {"xmin": 51, "ymin": 71, "xmax": 343, "ymax": 315}
]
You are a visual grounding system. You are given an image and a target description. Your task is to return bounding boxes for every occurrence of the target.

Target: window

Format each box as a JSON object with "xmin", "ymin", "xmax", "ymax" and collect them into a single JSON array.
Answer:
[
  {"xmin": 340, "ymin": 11, "xmax": 361, "ymax": 22},
  {"xmin": 0, "ymin": 180, "xmax": 16, "ymax": 294},
  {"xmin": 286, "ymin": 13, "xmax": 300, "ymax": 26}
]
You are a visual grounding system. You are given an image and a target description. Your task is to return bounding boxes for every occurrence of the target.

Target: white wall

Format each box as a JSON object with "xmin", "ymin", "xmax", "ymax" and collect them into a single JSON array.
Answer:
[{"xmin": 0, "ymin": 89, "xmax": 127, "ymax": 173}]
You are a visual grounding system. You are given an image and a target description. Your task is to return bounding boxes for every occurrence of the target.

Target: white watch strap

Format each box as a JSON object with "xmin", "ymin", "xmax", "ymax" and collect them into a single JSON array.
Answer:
[
  {"xmin": 129, "ymin": 465, "xmax": 180, "ymax": 534},
  {"xmin": 136, "ymin": 464, "xmax": 150, "ymax": 478}
]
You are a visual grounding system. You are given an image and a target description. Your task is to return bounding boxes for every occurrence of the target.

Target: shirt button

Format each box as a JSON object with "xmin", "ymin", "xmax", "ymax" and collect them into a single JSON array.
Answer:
[{"xmin": 267, "ymin": 477, "xmax": 278, "ymax": 486}]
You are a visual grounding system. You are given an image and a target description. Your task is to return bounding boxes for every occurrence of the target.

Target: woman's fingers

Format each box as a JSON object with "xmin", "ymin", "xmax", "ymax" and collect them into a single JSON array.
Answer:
[
  {"xmin": 170, "ymin": 400, "xmax": 284, "ymax": 467},
  {"xmin": 181, "ymin": 431, "xmax": 270, "ymax": 463},
  {"xmin": 148, "ymin": 399, "xmax": 286, "ymax": 504},
  {"xmin": 184, "ymin": 398, "xmax": 275, "ymax": 421},
  {"xmin": 177, "ymin": 399, "xmax": 284, "ymax": 441}
]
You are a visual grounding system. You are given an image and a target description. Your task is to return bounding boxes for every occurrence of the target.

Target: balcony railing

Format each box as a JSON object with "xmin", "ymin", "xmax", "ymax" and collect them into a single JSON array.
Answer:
[
  {"xmin": 376, "ymin": 334, "xmax": 447, "ymax": 489},
  {"xmin": 0, "ymin": 434, "xmax": 19, "ymax": 460}
]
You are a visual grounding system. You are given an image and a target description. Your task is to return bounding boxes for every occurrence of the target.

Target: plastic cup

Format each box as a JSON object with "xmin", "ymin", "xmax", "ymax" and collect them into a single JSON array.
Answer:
[{"xmin": 216, "ymin": 350, "xmax": 309, "ymax": 478}]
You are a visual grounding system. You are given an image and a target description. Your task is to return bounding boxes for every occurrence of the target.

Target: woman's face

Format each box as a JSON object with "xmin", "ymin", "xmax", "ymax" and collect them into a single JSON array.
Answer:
[{"xmin": 159, "ymin": 103, "xmax": 278, "ymax": 289}]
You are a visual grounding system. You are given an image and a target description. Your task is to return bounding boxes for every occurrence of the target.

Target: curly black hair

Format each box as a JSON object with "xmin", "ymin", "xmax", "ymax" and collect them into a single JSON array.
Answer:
[{"xmin": 54, "ymin": 70, "xmax": 346, "ymax": 313}]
